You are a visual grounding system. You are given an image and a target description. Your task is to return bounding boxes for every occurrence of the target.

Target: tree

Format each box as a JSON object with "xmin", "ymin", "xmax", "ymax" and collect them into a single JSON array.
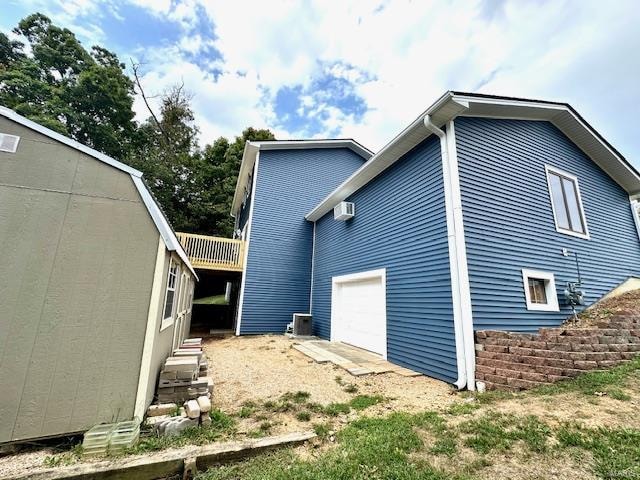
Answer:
[
  {"xmin": 1, "ymin": 14, "xmax": 277, "ymax": 237},
  {"xmin": 0, "ymin": 13, "xmax": 136, "ymax": 158}
]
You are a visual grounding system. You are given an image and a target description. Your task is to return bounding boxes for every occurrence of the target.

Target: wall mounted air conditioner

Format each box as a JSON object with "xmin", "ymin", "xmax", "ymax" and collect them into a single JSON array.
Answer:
[
  {"xmin": 334, "ymin": 201, "xmax": 355, "ymax": 221},
  {"xmin": 292, "ymin": 313, "xmax": 312, "ymax": 336}
]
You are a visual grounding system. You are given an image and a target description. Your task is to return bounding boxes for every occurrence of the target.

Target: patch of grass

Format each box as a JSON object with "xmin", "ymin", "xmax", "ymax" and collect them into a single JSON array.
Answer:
[
  {"xmin": 296, "ymin": 411, "xmax": 311, "ymax": 422},
  {"xmin": 197, "ymin": 412, "xmax": 470, "ymax": 480},
  {"xmin": 532, "ymin": 355, "xmax": 640, "ymax": 397},
  {"xmin": 281, "ymin": 391, "xmax": 311, "ymax": 403},
  {"xmin": 349, "ymin": 394, "xmax": 384, "ymax": 410},
  {"xmin": 606, "ymin": 388, "xmax": 631, "ymax": 401},
  {"xmin": 323, "ymin": 402, "xmax": 350, "ymax": 416},
  {"xmin": 557, "ymin": 423, "xmax": 640, "ymax": 479},
  {"xmin": 334, "ymin": 375, "xmax": 344, "ymax": 386},
  {"xmin": 429, "ymin": 436, "xmax": 457, "ymax": 457},
  {"xmin": 460, "ymin": 389, "xmax": 516, "ymax": 405},
  {"xmin": 237, "ymin": 406, "xmax": 255, "ymax": 418},
  {"xmin": 459, "ymin": 413, "xmax": 551, "ymax": 454},
  {"xmin": 43, "ymin": 446, "xmax": 82, "ymax": 468},
  {"xmin": 131, "ymin": 410, "xmax": 236, "ymax": 454},
  {"xmin": 446, "ymin": 401, "xmax": 480, "ymax": 416},
  {"xmin": 343, "ymin": 383, "xmax": 358, "ymax": 394},
  {"xmin": 193, "ymin": 294, "xmax": 228, "ymax": 305},
  {"xmin": 312, "ymin": 422, "xmax": 332, "ymax": 439}
]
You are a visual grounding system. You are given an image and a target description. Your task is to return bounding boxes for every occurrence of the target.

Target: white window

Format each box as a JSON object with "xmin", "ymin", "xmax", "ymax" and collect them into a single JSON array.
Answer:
[
  {"xmin": 545, "ymin": 165, "xmax": 589, "ymax": 239},
  {"xmin": 521, "ymin": 269, "xmax": 559, "ymax": 312},
  {"xmin": 161, "ymin": 259, "xmax": 180, "ymax": 330}
]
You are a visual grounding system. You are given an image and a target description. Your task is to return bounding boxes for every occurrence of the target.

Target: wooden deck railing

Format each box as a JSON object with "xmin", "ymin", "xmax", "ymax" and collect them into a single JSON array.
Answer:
[{"xmin": 176, "ymin": 233, "xmax": 245, "ymax": 272}]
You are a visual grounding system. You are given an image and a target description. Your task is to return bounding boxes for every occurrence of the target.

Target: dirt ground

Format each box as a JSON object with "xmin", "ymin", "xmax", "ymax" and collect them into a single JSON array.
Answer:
[{"xmin": 204, "ymin": 334, "xmax": 456, "ymax": 434}]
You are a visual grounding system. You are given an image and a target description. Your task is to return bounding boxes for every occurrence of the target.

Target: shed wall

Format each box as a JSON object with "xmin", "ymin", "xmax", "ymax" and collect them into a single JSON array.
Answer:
[
  {"xmin": 0, "ymin": 118, "xmax": 158, "ymax": 442},
  {"xmin": 455, "ymin": 117, "xmax": 640, "ymax": 332}
]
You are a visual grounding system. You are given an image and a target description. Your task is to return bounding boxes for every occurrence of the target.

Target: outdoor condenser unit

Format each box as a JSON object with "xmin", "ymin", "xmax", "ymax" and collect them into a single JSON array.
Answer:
[
  {"xmin": 292, "ymin": 313, "xmax": 312, "ymax": 336},
  {"xmin": 334, "ymin": 201, "xmax": 355, "ymax": 221}
]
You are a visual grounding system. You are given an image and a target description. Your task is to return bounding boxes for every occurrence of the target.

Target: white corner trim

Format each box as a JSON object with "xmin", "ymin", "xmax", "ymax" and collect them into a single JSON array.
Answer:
[
  {"xmin": 134, "ymin": 236, "xmax": 166, "ymax": 419},
  {"xmin": 521, "ymin": 268, "xmax": 560, "ymax": 312},
  {"xmin": 235, "ymin": 152, "xmax": 260, "ymax": 336},
  {"xmin": 544, "ymin": 165, "xmax": 590, "ymax": 240},
  {"xmin": 330, "ymin": 268, "xmax": 387, "ymax": 359},
  {"xmin": 630, "ymin": 199, "xmax": 640, "ymax": 240},
  {"xmin": 424, "ymin": 116, "xmax": 475, "ymax": 391},
  {"xmin": 309, "ymin": 221, "xmax": 316, "ymax": 312}
]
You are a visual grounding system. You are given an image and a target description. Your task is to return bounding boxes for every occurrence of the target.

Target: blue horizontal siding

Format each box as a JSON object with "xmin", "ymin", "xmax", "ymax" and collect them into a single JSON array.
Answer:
[
  {"xmin": 312, "ymin": 136, "xmax": 458, "ymax": 383},
  {"xmin": 239, "ymin": 148, "xmax": 366, "ymax": 334},
  {"xmin": 456, "ymin": 117, "xmax": 640, "ymax": 332}
]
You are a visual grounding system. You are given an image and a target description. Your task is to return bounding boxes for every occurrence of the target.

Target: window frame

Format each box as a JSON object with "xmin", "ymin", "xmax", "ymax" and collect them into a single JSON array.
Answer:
[
  {"xmin": 521, "ymin": 269, "xmax": 559, "ymax": 312},
  {"xmin": 160, "ymin": 258, "xmax": 180, "ymax": 331},
  {"xmin": 545, "ymin": 165, "xmax": 590, "ymax": 240}
]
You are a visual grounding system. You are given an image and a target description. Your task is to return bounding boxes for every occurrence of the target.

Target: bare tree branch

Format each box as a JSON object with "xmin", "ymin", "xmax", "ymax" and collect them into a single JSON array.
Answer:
[{"xmin": 130, "ymin": 59, "xmax": 171, "ymax": 144}]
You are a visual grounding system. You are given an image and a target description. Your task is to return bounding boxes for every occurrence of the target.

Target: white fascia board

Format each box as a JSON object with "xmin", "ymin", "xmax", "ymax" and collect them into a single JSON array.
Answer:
[
  {"xmin": 230, "ymin": 139, "xmax": 373, "ymax": 217},
  {"xmin": 0, "ymin": 106, "xmax": 143, "ymax": 177},
  {"xmin": 132, "ymin": 176, "xmax": 197, "ymax": 279}
]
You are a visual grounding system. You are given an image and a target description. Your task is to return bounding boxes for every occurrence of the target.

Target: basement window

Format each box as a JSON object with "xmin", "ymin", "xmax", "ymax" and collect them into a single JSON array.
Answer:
[
  {"xmin": 546, "ymin": 165, "xmax": 589, "ymax": 239},
  {"xmin": 161, "ymin": 259, "xmax": 180, "ymax": 330},
  {"xmin": 521, "ymin": 269, "xmax": 559, "ymax": 312}
]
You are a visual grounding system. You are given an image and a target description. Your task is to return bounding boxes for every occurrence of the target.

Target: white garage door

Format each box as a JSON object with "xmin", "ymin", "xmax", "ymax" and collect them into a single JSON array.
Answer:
[{"xmin": 331, "ymin": 269, "xmax": 387, "ymax": 357}]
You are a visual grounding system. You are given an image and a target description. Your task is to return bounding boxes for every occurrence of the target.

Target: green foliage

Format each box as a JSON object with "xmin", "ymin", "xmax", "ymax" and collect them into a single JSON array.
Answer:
[
  {"xmin": 343, "ymin": 383, "xmax": 358, "ymax": 393},
  {"xmin": 296, "ymin": 411, "xmax": 311, "ymax": 422},
  {"xmin": 281, "ymin": 391, "xmax": 311, "ymax": 403},
  {"xmin": 459, "ymin": 413, "xmax": 551, "ymax": 454},
  {"xmin": 446, "ymin": 401, "xmax": 480, "ymax": 416},
  {"xmin": 532, "ymin": 355, "xmax": 640, "ymax": 397},
  {"xmin": 1, "ymin": 14, "xmax": 276, "ymax": 237},
  {"xmin": 197, "ymin": 413, "xmax": 467, "ymax": 480},
  {"xmin": 323, "ymin": 402, "xmax": 350, "ymax": 416},
  {"xmin": 557, "ymin": 423, "xmax": 640, "ymax": 479},
  {"xmin": 349, "ymin": 394, "xmax": 384, "ymax": 410},
  {"xmin": 312, "ymin": 422, "xmax": 332, "ymax": 438},
  {"xmin": 1, "ymin": 14, "xmax": 136, "ymax": 159}
]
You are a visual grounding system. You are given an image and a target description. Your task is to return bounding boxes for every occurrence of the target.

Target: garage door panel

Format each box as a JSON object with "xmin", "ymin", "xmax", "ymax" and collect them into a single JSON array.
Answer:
[{"xmin": 332, "ymin": 270, "xmax": 387, "ymax": 357}]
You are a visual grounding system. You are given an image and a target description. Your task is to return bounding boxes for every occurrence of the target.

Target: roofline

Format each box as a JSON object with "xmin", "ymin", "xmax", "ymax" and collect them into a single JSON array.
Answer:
[
  {"xmin": 0, "ymin": 106, "xmax": 143, "ymax": 177},
  {"xmin": 305, "ymin": 91, "xmax": 640, "ymax": 221},
  {"xmin": 230, "ymin": 139, "xmax": 373, "ymax": 216},
  {"xmin": 0, "ymin": 105, "xmax": 197, "ymax": 277}
]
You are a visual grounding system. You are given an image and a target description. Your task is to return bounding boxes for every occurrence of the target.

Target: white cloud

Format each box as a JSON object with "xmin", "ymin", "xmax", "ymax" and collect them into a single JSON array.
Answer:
[{"xmin": 12, "ymin": 0, "xmax": 639, "ymax": 159}]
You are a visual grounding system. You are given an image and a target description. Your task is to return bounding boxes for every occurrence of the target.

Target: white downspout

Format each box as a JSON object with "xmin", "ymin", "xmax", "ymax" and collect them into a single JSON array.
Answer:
[{"xmin": 423, "ymin": 115, "xmax": 476, "ymax": 390}]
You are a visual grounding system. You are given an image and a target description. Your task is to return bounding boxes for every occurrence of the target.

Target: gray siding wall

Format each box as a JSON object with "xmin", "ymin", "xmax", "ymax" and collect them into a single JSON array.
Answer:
[
  {"xmin": 0, "ymin": 118, "xmax": 158, "ymax": 442},
  {"xmin": 312, "ymin": 136, "xmax": 459, "ymax": 383},
  {"xmin": 239, "ymin": 148, "xmax": 366, "ymax": 334},
  {"xmin": 456, "ymin": 117, "xmax": 640, "ymax": 332}
]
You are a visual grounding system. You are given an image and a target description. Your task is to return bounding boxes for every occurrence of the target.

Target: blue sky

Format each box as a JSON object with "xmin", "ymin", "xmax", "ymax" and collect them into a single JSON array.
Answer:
[{"xmin": 2, "ymin": 0, "xmax": 639, "ymax": 165}]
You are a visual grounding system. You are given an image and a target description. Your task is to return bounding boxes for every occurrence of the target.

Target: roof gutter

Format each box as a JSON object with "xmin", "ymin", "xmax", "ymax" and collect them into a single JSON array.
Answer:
[{"xmin": 423, "ymin": 114, "xmax": 475, "ymax": 391}]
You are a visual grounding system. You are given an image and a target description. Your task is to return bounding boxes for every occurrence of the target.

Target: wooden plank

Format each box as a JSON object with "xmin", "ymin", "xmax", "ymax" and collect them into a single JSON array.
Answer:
[{"xmin": 12, "ymin": 431, "xmax": 315, "ymax": 480}]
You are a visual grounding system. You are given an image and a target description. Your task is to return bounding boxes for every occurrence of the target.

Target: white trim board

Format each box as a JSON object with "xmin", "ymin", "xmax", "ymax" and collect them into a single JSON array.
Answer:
[
  {"xmin": 235, "ymin": 152, "xmax": 260, "ymax": 336},
  {"xmin": 330, "ymin": 268, "xmax": 388, "ymax": 359},
  {"xmin": 133, "ymin": 236, "xmax": 166, "ymax": 419},
  {"xmin": 521, "ymin": 269, "xmax": 560, "ymax": 312}
]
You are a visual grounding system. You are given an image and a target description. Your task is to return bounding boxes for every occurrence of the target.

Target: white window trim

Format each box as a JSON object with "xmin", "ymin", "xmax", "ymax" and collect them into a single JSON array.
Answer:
[
  {"xmin": 630, "ymin": 199, "xmax": 640, "ymax": 240},
  {"xmin": 330, "ymin": 268, "xmax": 387, "ymax": 359},
  {"xmin": 521, "ymin": 269, "xmax": 559, "ymax": 312},
  {"xmin": 160, "ymin": 258, "xmax": 179, "ymax": 331},
  {"xmin": 545, "ymin": 165, "xmax": 590, "ymax": 240}
]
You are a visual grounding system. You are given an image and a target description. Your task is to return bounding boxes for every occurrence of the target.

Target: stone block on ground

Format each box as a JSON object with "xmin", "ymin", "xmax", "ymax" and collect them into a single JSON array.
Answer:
[
  {"xmin": 163, "ymin": 356, "xmax": 199, "ymax": 372},
  {"xmin": 147, "ymin": 403, "xmax": 177, "ymax": 417},
  {"xmin": 197, "ymin": 395, "xmax": 211, "ymax": 413},
  {"xmin": 161, "ymin": 417, "xmax": 198, "ymax": 436},
  {"xmin": 185, "ymin": 399, "xmax": 201, "ymax": 418},
  {"xmin": 200, "ymin": 413, "xmax": 212, "ymax": 426},
  {"xmin": 145, "ymin": 414, "xmax": 171, "ymax": 426}
]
